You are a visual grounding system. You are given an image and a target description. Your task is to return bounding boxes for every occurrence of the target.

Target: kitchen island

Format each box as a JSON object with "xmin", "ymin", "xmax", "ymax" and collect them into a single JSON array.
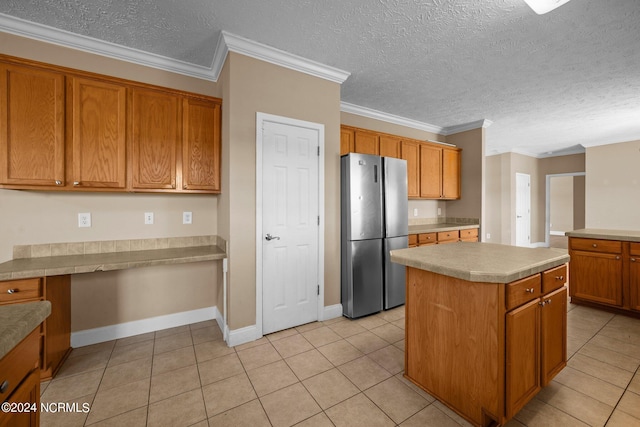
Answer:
[{"xmin": 391, "ymin": 243, "xmax": 569, "ymax": 427}]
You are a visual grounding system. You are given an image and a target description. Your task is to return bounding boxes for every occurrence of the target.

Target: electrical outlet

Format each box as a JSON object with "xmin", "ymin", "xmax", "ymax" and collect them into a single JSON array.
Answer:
[
  {"xmin": 183, "ymin": 211, "xmax": 192, "ymax": 224},
  {"xmin": 486, "ymin": 233, "xmax": 491, "ymax": 240},
  {"xmin": 413, "ymin": 208, "xmax": 418, "ymax": 217},
  {"xmin": 437, "ymin": 208, "xmax": 442, "ymax": 216},
  {"xmin": 78, "ymin": 213, "xmax": 91, "ymax": 228},
  {"xmin": 144, "ymin": 212, "xmax": 154, "ymax": 225}
]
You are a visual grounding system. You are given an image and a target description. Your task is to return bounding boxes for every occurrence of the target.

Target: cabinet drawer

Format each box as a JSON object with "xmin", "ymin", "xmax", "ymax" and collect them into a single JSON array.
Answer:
[
  {"xmin": 542, "ymin": 264, "xmax": 567, "ymax": 294},
  {"xmin": 437, "ymin": 231, "xmax": 459, "ymax": 242},
  {"xmin": 0, "ymin": 278, "xmax": 42, "ymax": 303},
  {"xmin": 630, "ymin": 242, "xmax": 640, "ymax": 256},
  {"xmin": 506, "ymin": 274, "xmax": 541, "ymax": 311},
  {"xmin": 570, "ymin": 238, "xmax": 621, "ymax": 254},
  {"xmin": 0, "ymin": 328, "xmax": 39, "ymax": 401},
  {"xmin": 408, "ymin": 234, "xmax": 418, "ymax": 247},
  {"xmin": 459, "ymin": 228, "xmax": 478, "ymax": 239},
  {"xmin": 418, "ymin": 233, "xmax": 436, "ymax": 245}
]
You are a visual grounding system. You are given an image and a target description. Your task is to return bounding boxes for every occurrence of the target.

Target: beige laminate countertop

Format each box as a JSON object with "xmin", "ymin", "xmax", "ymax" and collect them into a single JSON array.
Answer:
[
  {"xmin": 0, "ymin": 245, "xmax": 226, "ymax": 281},
  {"xmin": 565, "ymin": 228, "xmax": 640, "ymax": 242},
  {"xmin": 0, "ymin": 300, "xmax": 51, "ymax": 360},
  {"xmin": 408, "ymin": 223, "xmax": 479, "ymax": 234},
  {"xmin": 391, "ymin": 242, "xmax": 569, "ymax": 283}
]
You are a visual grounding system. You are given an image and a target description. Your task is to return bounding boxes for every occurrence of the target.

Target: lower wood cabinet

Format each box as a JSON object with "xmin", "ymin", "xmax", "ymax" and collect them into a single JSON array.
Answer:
[
  {"xmin": 405, "ymin": 263, "xmax": 567, "ymax": 426},
  {"xmin": 0, "ymin": 276, "xmax": 71, "ymax": 381},
  {"xmin": 568, "ymin": 237, "xmax": 640, "ymax": 314},
  {"xmin": 408, "ymin": 228, "xmax": 478, "ymax": 247},
  {"xmin": 0, "ymin": 329, "xmax": 40, "ymax": 427}
]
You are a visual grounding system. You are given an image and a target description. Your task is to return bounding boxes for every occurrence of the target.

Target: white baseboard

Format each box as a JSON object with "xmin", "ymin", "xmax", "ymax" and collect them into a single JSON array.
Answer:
[
  {"xmin": 71, "ymin": 306, "xmax": 219, "ymax": 348},
  {"xmin": 322, "ymin": 304, "xmax": 343, "ymax": 321},
  {"xmin": 227, "ymin": 324, "xmax": 258, "ymax": 347}
]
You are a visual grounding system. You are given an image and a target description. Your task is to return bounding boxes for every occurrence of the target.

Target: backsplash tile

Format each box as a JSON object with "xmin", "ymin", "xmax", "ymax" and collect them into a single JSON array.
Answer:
[{"xmin": 12, "ymin": 236, "xmax": 220, "ymax": 259}]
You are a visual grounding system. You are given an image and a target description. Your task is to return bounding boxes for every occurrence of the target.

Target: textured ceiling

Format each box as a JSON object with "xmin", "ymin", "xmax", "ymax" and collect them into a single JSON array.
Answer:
[{"xmin": 2, "ymin": 0, "xmax": 639, "ymax": 156}]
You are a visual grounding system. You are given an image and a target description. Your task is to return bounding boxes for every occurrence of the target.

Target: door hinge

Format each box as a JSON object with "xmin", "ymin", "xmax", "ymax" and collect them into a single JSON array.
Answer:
[
  {"xmin": 317, "ymin": 146, "xmax": 320, "ymax": 156},
  {"xmin": 317, "ymin": 285, "xmax": 320, "ymax": 296},
  {"xmin": 317, "ymin": 216, "xmax": 320, "ymax": 226}
]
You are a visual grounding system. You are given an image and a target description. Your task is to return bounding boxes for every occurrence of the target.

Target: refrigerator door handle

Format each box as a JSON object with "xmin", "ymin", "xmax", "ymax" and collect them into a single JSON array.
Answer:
[{"xmin": 374, "ymin": 165, "xmax": 378, "ymax": 183}]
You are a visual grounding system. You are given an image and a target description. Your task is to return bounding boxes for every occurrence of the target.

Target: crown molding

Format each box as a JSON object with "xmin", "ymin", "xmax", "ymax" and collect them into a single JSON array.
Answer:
[
  {"xmin": 340, "ymin": 102, "xmax": 445, "ymax": 135},
  {"xmin": 0, "ymin": 14, "xmax": 350, "ymax": 84},
  {"xmin": 219, "ymin": 31, "xmax": 350, "ymax": 84},
  {"xmin": 0, "ymin": 13, "xmax": 218, "ymax": 81},
  {"xmin": 442, "ymin": 119, "xmax": 493, "ymax": 135}
]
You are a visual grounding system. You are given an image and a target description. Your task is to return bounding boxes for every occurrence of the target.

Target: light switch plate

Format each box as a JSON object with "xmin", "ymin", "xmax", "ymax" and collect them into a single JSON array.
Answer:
[
  {"xmin": 183, "ymin": 211, "xmax": 192, "ymax": 224},
  {"xmin": 78, "ymin": 213, "xmax": 91, "ymax": 228}
]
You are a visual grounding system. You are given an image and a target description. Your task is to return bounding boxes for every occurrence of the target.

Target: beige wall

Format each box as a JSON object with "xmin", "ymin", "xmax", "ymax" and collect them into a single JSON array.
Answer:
[
  {"xmin": 585, "ymin": 139, "xmax": 640, "ymax": 229},
  {"xmin": 550, "ymin": 176, "xmax": 574, "ymax": 233},
  {"xmin": 0, "ymin": 33, "xmax": 221, "ymax": 331},
  {"xmin": 484, "ymin": 152, "xmax": 585, "ymax": 245},
  {"xmin": 445, "ymin": 128, "xmax": 485, "ymax": 226},
  {"xmin": 224, "ymin": 53, "xmax": 341, "ymax": 330}
]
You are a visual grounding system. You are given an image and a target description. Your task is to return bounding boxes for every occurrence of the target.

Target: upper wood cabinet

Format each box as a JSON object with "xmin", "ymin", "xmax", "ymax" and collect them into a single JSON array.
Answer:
[
  {"xmin": 341, "ymin": 125, "xmax": 461, "ymax": 200},
  {"xmin": 0, "ymin": 64, "xmax": 65, "ymax": 187},
  {"xmin": 401, "ymin": 141, "xmax": 420, "ymax": 198},
  {"xmin": 130, "ymin": 88, "xmax": 179, "ymax": 190},
  {"xmin": 182, "ymin": 98, "xmax": 221, "ymax": 192},
  {"xmin": 0, "ymin": 55, "xmax": 222, "ymax": 194},
  {"xmin": 70, "ymin": 77, "xmax": 127, "ymax": 189}
]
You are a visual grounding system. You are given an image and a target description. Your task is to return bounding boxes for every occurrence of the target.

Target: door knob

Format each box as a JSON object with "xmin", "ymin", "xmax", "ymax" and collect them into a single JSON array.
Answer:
[{"xmin": 265, "ymin": 234, "xmax": 280, "ymax": 241}]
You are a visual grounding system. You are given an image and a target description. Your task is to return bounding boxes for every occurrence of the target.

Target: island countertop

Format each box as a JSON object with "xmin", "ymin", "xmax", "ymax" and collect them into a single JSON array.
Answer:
[
  {"xmin": 0, "ymin": 300, "xmax": 51, "ymax": 360},
  {"xmin": 391, "ymin": 242, "xmax": 569, "ymax": 283}
]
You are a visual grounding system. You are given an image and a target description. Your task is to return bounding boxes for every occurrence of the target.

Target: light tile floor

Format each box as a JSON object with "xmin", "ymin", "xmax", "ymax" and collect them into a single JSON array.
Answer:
[{"xmin": 40, "ymin": 302, "xmax": 640, "ymax": 427}]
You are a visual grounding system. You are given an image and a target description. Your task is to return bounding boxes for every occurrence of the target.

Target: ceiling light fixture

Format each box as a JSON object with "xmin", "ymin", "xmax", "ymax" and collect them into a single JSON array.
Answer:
[{"xmin": 524, "ymin": 0, "xmax": 571, "ymax": 14}]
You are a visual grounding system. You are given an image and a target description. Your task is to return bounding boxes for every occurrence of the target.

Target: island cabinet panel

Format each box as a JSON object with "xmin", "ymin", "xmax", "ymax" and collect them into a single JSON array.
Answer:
[
  {"xmin": 405, "ymin": 264, "xmax": 567, "ymax": 427},
  {"xmin": 130, "ymin": 88, "xmax": 179, "ymax": 189},
  {"xmin": 0, "ymin": 63, "xmax": 65, "ymax": 187},
  {"xmin": 182, "ymin": 98, "xmax": 221, "ymax": 192},
  {"xmin": 70, "ymin": 77, "xmax": 127, "ymax": 189},
  {"xmin": 0, "ymin": 276, "xmax": 70, "ymax": 381}
]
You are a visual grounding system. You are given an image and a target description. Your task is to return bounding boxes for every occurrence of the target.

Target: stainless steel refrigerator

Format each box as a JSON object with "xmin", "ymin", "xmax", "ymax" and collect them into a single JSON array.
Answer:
[{"xmin": 341, "ymin": 153, "xmax": 408, "ymax": 318}]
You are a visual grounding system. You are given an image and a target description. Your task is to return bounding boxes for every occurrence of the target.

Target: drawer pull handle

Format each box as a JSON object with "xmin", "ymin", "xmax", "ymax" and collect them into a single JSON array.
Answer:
[
  {"xmin": 632, "ymin": 258, "xmax": 637, "ymax": 262},
  {"xmin": 7, "ymin": 288, "xmax": 18, "ymax": 294},
  {"xmin": 526, "ymin": 288, "xmax": 535, "ymax": 293},
  {"xmin": 555, "ymin": 275, "xmax": 564, "ymax": 281},
  {"xmin": 0, "ymin": 380, "xmax": 8, "ymax": 393},
  {"xmin": 73, "ymin": 181, "xmax": 80, "ymax": 186},
  {"xmin": 55, "ymin": 180, "xmax": 62, "ymax": 185}
]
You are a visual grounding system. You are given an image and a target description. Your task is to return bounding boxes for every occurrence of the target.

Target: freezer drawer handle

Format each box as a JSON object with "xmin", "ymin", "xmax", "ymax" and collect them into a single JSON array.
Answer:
[{"xmin": 265, "ymin": 234, "xmax": 280, "ymax": 241}]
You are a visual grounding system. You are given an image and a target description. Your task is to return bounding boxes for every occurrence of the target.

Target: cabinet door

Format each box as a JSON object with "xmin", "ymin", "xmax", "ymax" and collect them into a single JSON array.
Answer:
[
  {"xmin": 570, "ymin": 250, "xmax": 622, "ymax": 306},
  {"xmin": 131, "ymin": 88, "xmax": 179, "ymax": 189},
  {"xmin": 182, "ymin": 98, "xmax": 221, "ymax": 192},
  {"xmin": 379, "ymin": 135, "xmax": 401, "ymax": 158},
  {"xmin": 506, "ymin": 298, "xmax": 540, "ymax": 419},
  {"xmin": 71, "ymin": 77, "xmax": 127, "ymax": 188},
  {"xmin": 353, "ymin": 130, "xmax": 379, "ymax": 155},
  {"xmin": 0, "ymin": 369, "xmax": 39, "ymax": 427},
  {"xmin": 401, "ymin": 141, "xmax": 420, "ymax": 198},
  {"xmin": 541, "ymin": 286, "xmax": 567, "ymax": 386},
  {"xmin": 0, "ymin": 64, "xmax": 65, "ymax": 186},
  {"xmin": 420, "ymin": 144, "xmax": 442, "ymax": 198},
  {"xmin": 442, "ymin": 148, "xmax": 460, "ymax": 199},
  {"xmin": 340, "ymin": 127, "xmax": 354, "ymax": 156}
]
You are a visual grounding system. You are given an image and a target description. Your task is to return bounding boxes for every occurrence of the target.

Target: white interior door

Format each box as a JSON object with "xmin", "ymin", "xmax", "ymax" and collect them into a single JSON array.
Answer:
[
  {"xmin": 516, "ymin": 173, "xmax": 531, "ymax": 247},
  {"xmin": 260, "ymin": 119, "xmax": 320, "ymax": 334}
]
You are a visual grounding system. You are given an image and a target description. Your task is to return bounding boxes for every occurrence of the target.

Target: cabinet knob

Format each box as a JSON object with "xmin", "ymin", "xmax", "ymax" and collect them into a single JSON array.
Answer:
[
  {"xmin": 592, "ymin": 243, "xmax": 597, "ymax": 247},
  {"xmin": 555, "ymin": 275, "xmax": 564, "ymax": 281},
  {"xmin": 525, "ymin": 288, "xmax": 535, "ymax": 293},
  {"xmin": 631, "ymin": 258, "xmax": 637, "ymax": 262},
  {"xmin": 616, "ymin": 256, "xmax": 621, "ymax": 260},
  {"xmin": 183, "ymin": 184, "xmax": 188, "ymax": 189},
  {"xmin": 55, "ymin": 180, "xmax": 62, "ymax": 185},
  {"xmin": 546, "ymin": 299, "xmax": 552, "ymax": 305},
  {"xmin": 7, "ymin": 288, "xmax": 18, "ymax": 294},
  {"xmin": 0, "ymin": 380, "xmax": 8, "ymax": 393},
  {"xmin": 73, "ymin": 181, "xmax": 80, "ymax": 186},
  {"xmin": 539, "ymin": 301, "xmax": 546, "ymax": 306}
]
